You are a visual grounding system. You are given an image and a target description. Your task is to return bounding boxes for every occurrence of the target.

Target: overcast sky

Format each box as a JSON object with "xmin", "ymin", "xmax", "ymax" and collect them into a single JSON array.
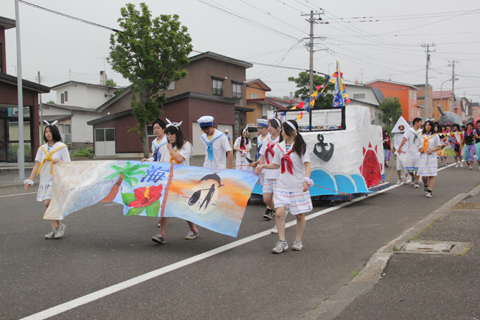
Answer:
[{"xmin": 2, "ymin": 0, "xmax": 479, "ymax": 103}]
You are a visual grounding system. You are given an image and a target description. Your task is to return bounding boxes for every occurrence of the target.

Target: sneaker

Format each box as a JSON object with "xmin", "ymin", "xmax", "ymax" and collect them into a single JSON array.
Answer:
[
  {"xmin": 152, "ymin": 234, "xmax": 165, "ymax": 244},
  {"xmin": 460, "ymin": 163, "xmax": 463, "ymax": 168},
  {"xmin": 186, "ymin": 229, "xmax": 199, "ymax": 240},
  {"xmin": 263, "ymin": 209, "xmax": 274, "ymax": 220},
  {"xmin": 455, "ymin": 164, "xmax": 459, "ymax": 168},
  {"xmin": 271, "ymin": 225, "xmax": 278, "ymax": 234},
  {"xmin": 396, "ymin": 179, "xmax": 403, "ymax": 185},
  {"xmin": 470, "ymin": 165, "xmax": 473, "ymax": 170},
  {"xmin": 424, "ymin": 185, "xmax": 429, "ymax": 194},
  {"xmin": 426, "ymin": 190, "xmax": 432, "ymax": 198},
  {"xmin": 292, "ymin": 239, "xmax": 303, "ymax": 251},
  {"xmin": 414, "ymin": 182, "xmax": 419, "ymax": 188},
  {"xmin": 54, "ymin": 224, "xmax": 66, "ymax": 239},
  {"xmin": 45, "ymin": 229, "xmax": 56, "ymax": 239},
  {"xmin": 272, "ymin": 240, "xmax": 288, "ymax": 254}
]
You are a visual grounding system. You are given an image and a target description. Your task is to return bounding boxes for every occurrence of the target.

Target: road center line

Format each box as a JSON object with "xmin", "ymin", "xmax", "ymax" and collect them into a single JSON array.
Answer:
[
  {"xmin": 0, "ymin": 191, "xmax": 37, "ymax": 198},
  {"xmin": 20, "ymin": 164, "xmax": 454, "ymax": 320}
]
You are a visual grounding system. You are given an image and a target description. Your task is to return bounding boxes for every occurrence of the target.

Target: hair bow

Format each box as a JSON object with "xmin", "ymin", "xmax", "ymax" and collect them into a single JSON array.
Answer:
[
  {"xmin": 43, "ymin": 120, "xmax": 58, "ymax": 126},
  {"xmin": 166, "ymin": 118, "xmax": 183, "ymax": 128}
]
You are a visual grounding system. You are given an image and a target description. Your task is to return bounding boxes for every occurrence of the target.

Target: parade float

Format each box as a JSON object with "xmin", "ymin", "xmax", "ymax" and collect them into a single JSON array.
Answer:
[{"xmin": 253, "ymin": 63, "xmax": 390, "ymax": 203}]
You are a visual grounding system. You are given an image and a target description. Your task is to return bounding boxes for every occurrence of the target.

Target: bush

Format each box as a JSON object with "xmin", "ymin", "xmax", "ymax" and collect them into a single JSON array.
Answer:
[{"xmin": 71, "ymin": 148, "xmax": 93, "ymax": 157}]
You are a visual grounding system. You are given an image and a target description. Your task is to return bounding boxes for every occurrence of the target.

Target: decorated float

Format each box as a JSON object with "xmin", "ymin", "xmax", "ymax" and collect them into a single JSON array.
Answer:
[{"xmin": 252, "ymin": 63, "xmax": 390, "ymax": 203}]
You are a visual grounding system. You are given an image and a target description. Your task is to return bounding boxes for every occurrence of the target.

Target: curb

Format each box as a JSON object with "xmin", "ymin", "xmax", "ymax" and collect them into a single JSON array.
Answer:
[{"xmin": 302, "ymin": 184, "xmax": 480, "ymax": 320}]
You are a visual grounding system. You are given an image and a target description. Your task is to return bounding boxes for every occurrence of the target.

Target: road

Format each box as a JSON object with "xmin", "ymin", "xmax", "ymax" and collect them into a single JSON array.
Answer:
[{"xmin": 0, "ymin": 164, "xmax": 477, "ymax": 320}]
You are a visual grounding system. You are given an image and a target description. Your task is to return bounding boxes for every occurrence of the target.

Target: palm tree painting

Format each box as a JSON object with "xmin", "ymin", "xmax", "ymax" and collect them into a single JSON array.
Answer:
[{"xmin": 100, "ymin": 161, "xmax": 150, "ymax": 203}]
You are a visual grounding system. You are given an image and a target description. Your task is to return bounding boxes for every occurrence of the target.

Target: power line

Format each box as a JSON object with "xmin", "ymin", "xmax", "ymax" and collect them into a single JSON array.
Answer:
[{"xmin": 18, "ymin": 0, "xmax": 120, "ymax": 32}]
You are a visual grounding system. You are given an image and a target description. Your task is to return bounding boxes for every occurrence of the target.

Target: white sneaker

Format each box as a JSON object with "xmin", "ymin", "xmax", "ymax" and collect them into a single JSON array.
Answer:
[
  {"xmin": 54, "ymin": 224, "xmax": 66, "ymax": 239},
  {"xmin": 460, "ymin": 163, "xmax": 463, "ymax": 168},
  {"xmin": 271, "ymin": 225, "xmax": 278, "ymax": 234},
  {"xmin": 396, "ymin": 179, "xmax": 403, "ymax": 185},
  {"xmin": 469, "ymin": 165, "xmax": 473, "ymax": 170},
  {"xmin": 45, "ymin": 229, "xmax": 55, "ymax": 239},
  {"xmin": 455, "ymin": 164, "xmax": 459, "ymax": 168},
  {"xmin": 292, "ymin": 239, "xmax": 303, "ymax": 251}
]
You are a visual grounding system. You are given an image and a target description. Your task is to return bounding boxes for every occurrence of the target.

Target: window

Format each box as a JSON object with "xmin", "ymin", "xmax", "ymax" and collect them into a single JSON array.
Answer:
[
  {"xmin": 417, "ymin": 111, "xmax": 420, "ymax": 117},
  {"xmin": 251, "ymin": 93, "xmax": 259, "ymax": 99},
  {"xmin": 61, "ymin": 93, "xmax": 64, "ymax": 104},
  {"xmin": 58, "ymin": 124, "xmax": 71, "ymax": 144},
  {"xmin": 353, "ymin": 93, "xmax": 365, "ymax": 99},
  {"xmin": 213, "ymin": 79, "xmax": 223, "ymax": 96},
  {"xmin": 413, "ymin": 91, "xmax": 416, "ymax": 100},
  {"xmin": 409, "ymin": 90, "xmax": 412, "ymax": 99},
  {"xmin": 64, "ymin": 91, "xmax": 68, "ymax": 102},
  {"xmin": 410, "ymin": 109, "xmax": 413, "ymax": 117},
  {"xmin": 233, "ymin": 83, "xmax": 242, "ymax": 98},
  {"xmin": 166, "ymin": 82, "xmax": 175, "ymax": 90}
]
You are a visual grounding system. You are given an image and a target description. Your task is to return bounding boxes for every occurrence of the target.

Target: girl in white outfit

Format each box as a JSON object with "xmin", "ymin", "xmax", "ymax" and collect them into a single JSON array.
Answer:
[
  {"xmin": 256, "ymin": 120, "xmax": 313, "ymax": 254},
  {"xmin": 418, "ymin": 120, "xmax": 441, "ymax": 198},
  {"xmin": 258, "ymin": 119, "xmax": 286, "ymax": 231},
  {"xmin": 151, "ymin": 120, "xmax": 199, "ymax": 244},
  {"xmin": 24, "ymin": 123, "xmax": 71, "ymax": 239},
  {"xmin": 233, "ymin": 127, "xmax": 252, "ymax": 171}
]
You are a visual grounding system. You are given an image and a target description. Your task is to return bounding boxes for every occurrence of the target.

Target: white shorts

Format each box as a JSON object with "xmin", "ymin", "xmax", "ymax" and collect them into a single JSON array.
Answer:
[
  {"xmin": 396, "ymin": 153, "xmax": 406, "ymax": 172},
  {"xmin": 262, "ymin": 178, "xmax": 277, "ymax": 194},
  {"xmin": 274, "ymin": 190, "xmax": 312, "ymax": 215},
  {"xmin": 37, "ymin": 184, "xmax": 53, "ymax": 202},
  {"xmin": 405, "ymin": 154, "xmax": 420, "ymax": 173}
]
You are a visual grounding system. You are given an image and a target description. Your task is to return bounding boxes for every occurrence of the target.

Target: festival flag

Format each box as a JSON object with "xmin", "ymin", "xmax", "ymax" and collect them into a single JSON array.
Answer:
[
  {"xmin": 332, "ymin": 62, "xmax": 351, "ymax": 107},
  {"xmin": 43, "ymin": 161, "xmax": 258, "ymax": 237},
  {"xmin": 296, "ymin": 112, "xmax": 303, "ymax": 122}
]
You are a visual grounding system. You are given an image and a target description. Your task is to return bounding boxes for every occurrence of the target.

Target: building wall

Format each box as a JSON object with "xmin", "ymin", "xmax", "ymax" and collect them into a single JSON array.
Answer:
[
  {"xmin": 345, "ymin": 85, "xmax": 378, "ymax": 106},
  {"xmin": 245, "ymin": 101, "xmax": 263, "ymax": 125},
  {"xmin": 160, "ymin": 57, "xmax": 247, "ymax": 108},
  {"xmin": 415, "ymin": 85, "xmax": 433, "ymax": 119},
  {"xmin": 100, "ymin": 91, "xmax": 133, "ymax": 117},
  {"xmin": 246, "ymin": 82, "xmax": 267, "ymax": 99},
  {"xmin": 72, "ymin": 113, "xmax": 98, "ymax": 143},
  {"xmin": 366, "ymin": 81, "xmax": 417, "ymax": 122},
  {"xmin": 56, "ymin": 83, "xmax": 116, "ymax": 109},
  {"xmin": 0, "ymin": 26, "xmax": 7, "ymax": 74},
  {"xmin": 432, "ymin": 97, "xmax": 452, "ymax": 121}
]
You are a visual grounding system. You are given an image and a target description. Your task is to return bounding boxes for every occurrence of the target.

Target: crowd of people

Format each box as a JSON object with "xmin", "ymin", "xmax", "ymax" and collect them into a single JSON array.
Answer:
[{"xmin": 387, "ymin": 117, "xmax": 479, "ymax": 198}]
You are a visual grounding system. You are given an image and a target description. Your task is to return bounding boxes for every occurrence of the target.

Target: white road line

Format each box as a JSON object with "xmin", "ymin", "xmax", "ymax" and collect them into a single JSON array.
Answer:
[
  {"xmin": 0, "ymin": 192, "xmax": 37, "ymax": 198},
  {"xmin": 20, "ymin": 164, "xmax": 454, "ymax": 320}
]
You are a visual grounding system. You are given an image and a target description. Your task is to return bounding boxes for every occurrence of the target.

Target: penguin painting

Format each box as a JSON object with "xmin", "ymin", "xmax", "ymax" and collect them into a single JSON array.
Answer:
[{"xmin": 188, "ymin": 173, "xmax": 224, "ymax": 210}]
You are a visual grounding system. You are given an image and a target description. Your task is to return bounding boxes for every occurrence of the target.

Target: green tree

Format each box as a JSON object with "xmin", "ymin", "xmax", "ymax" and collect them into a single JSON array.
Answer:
[
  {"xmin": 108, "ymin": 3, "xmax": 193, "ymax": 156},
  {"xmin": 288, "ymin": 72, "xmax": 335, "ymax": 109},
  {"xmin": 379, "ymin": 97, "xmax": 403, "ymax": 129},
  {"xmin": 105, "ymin": 78, "xmax": 117, "ymax": 87}
]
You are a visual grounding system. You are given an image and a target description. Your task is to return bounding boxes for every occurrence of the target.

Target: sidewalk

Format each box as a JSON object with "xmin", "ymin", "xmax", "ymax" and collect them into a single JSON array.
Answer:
[{"xmin": 304, "ymin": 185, "xmax": 480, "ymax": 320}]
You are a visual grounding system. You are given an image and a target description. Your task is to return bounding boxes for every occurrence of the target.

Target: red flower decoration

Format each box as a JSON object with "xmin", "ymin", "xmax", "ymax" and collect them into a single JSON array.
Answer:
[{"xmin": 128, "ymin": 185, "xmax": 163, "ymax": 208}]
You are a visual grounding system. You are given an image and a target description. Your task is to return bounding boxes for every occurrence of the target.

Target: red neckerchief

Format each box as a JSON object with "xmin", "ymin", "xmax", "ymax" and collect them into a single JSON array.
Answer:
[
  {"xmin": 277, "ymin": 144, "xmax": 294, "ymax": 175},
  {"xmin": 264, "ymin": 137, "xmax": 278, "ymax": 164}
]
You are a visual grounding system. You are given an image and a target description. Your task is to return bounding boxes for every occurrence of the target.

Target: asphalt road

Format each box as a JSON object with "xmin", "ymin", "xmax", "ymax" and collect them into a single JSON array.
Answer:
[{"xmin": 0, "ymin": 164, "xmax": 478, "ymax": 320}]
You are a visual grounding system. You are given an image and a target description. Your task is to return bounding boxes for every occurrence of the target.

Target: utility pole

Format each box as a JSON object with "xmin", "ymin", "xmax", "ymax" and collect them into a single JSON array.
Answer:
[
  {"xmin": 301, "ymin": 10, "xmax": 326, "ymax": 95},
  {"xmin": 421, "ymin": 43, "xmax": 435, "ymax": 121},
  {"xmin": 38, "ymin": 71, "xmax": 43, "ymax": 144},
  {"xmin": 15, "ymin": 0, "xmax": 25, "ymax": 181},
  {"xmin": 448, "ymin": 60, "xmax": 457, "ymax": 111}
]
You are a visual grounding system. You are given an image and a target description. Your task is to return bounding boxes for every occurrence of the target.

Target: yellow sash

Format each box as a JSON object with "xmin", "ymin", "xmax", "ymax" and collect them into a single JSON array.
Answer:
[
  {"xmin": 37, "ymin": 144, "xmax": 66, "ymax": 175},
  {"xmin": 169, "ymin": 142, "xmax": 188, "ymax": 164},
  {"xmin": 421, "ymin": 134, "xmax": 435, "ymax": 153}
]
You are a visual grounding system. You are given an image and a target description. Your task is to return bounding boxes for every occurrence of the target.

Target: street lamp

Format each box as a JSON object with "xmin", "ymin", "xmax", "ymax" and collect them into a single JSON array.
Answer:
[{"xmin": 440, "ymin": 78, "xmax": 459, "ymax": 111}]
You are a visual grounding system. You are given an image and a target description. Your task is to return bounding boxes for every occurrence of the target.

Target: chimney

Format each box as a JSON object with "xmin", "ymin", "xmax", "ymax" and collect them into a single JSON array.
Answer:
[
  {"xmin": 100, "ymin": 71, "xmax": 107, "ymax": 85},
  {"xmin": 355, "ymin": 80, "xmax": 359, "ymax": 86}
]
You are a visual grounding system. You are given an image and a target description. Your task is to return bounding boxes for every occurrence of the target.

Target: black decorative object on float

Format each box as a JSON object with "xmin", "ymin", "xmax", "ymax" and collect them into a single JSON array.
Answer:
[{"xmin": 313, "ymin": 134, "xmax": 334, "ymax": 162}]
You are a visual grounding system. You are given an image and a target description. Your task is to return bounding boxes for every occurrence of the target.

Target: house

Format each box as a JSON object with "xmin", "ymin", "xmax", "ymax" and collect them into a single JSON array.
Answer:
[
  {"xmin": 42, "ymin": 79, "xmax": 119, "ymax": 149},
  {"xmin": 365, "ymin": 80, "xmax": 419, "ymax": 122},
  {"xmin": 0, "ymin": 16, "xmax": 50, "ymax": 163},
  {"xmin": 470, "ymin": 102, "xmax": 480, "ymax": 121},
  {"xmin": 344, "ymin": 84, "xmax": 384, "ymax": 126},
  {"xmin": 415, "ymin": 84, "xmax": 433, "ymax": 119},
  {"xmin": 88, "ymin": 51, "xmax": 254, "ymax": 157}
]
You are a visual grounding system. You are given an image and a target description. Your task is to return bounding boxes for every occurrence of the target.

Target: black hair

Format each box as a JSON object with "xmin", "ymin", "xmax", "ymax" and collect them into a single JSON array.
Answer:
[
  {"xmin": 44, "ymin": 125, "xmax": 62, "ymax": 143},
  {"xmin": 466, "ymin": 122, "xmax": 474, "ymax": 129},
  {"xmin": 452, "ymin": 123, "xmax": 460, "ymax": 131},
  {"xmin": 282, "ymin": 120, "xmax": 306, "ymax": 156},
  {"xmin": 268, "ymin": 118, "xmax": 283, "ymax": 143},
  {"xmin": 152, "ymin": 118, "xmax": 166, "ymax": 130},
  {"xmin": 422, "ymin": 120, "xmax": 435, "ymax": 135},
  {"xmin": 413, "ymin": 118, "xmax": 422, "ymax": 126},
  {"xmin": 240, "ymin": 126, "xmax": 250, "ymax": 148},
  {"xmin": 165, "ymin": 125, "xmax": 188, "ymax": 150}
]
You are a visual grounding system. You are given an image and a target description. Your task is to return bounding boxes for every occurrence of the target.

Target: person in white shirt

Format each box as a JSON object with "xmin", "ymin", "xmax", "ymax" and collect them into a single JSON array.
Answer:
[
  {"xmin": 198, "ymin": 116, "xmax": 233, "ymax": 169},
  {"xmin": 257, "ymin": 118, "xmax": 282, "ymax": 221},
  {"xmin": 142, "ymin": 118, "xmax": 168, "ymax": 163},
  {"xmin": 24, "ymin": 122, "xmax": 71, "ymax": 239},
  {"xmin": 233, "ymin": 127, "xmax": 252, "ymax": 171},
  {"xmin": 391, "ymin": 117, "xmax": 410, "ymax": 184},
  {"xmin": 255, "ymin": 120, "xmax": 313, "ymax": 254},
  {"xmin": 398, "ymin": 117, "xmax": 422, "ymax": 188},
  {"xmin": 418, "ymin": 120, "xmax": 442, "ymax": 198},
  {"xmin": 152, "ymin": 119, "xmax": 198, "ymax": 244}
]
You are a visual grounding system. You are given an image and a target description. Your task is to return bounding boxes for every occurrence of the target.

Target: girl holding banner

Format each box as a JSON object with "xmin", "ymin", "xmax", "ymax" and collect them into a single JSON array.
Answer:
[
  {"xmin": 151, "ymin": 120, "xmax": 198, "ymax": 244},
  {"xmin": 24, "ymin": 122, "xmax": 71, "ymax": 239},
  {"xmin": 418, "ymin": 120, "xmax": 441, "ymax": 198}
]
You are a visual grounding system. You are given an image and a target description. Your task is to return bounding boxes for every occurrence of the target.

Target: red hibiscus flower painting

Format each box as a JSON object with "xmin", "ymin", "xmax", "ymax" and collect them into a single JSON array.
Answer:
[{"xmin": 122, "ymin": 185, "xmax": 163, "ymax": 217}]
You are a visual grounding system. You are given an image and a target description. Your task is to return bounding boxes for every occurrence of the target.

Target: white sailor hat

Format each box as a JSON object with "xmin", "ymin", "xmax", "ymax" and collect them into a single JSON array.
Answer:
[
  {"xmin": 198, "ymin": 116, "xmax": 214, "ymax": 128},
  {"xmin": 257, "ymin": 119, "xmax": 268, "ymax": 128}
]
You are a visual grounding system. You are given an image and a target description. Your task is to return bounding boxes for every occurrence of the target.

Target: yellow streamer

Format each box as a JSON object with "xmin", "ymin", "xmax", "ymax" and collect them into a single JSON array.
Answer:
[{"xmin": 37, "ymin": 144, "xmax": 67, "ymax": 175}]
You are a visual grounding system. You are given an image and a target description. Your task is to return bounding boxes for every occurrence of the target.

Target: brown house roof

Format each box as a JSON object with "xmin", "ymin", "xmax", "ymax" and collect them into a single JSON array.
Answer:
[
  {"xmin": 0, "ymin": 73, "xmax": 50, "ymax": 93},
  {"xmin": 189, "ymin": 51, "xmax": 253, "ymax": 69}
]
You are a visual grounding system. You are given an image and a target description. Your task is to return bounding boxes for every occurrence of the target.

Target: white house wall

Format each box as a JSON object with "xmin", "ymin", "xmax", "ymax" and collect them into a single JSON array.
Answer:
[
  {"xmin": 345, "ymin": 86, "xmax": 379, "ymax": 105},
  {"xmin": 55, "ymin": 84, "xmax": 116, "ymax": 109},
  {"xmin": 71, "ymin": 113, "xmax": 99, "ymax": 143}
]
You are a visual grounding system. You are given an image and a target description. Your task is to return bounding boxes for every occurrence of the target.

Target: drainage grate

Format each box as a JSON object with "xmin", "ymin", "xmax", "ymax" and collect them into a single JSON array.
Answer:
[{"xmin": 397, "ymin": 241, "xmax": 471, "ymax": 255}]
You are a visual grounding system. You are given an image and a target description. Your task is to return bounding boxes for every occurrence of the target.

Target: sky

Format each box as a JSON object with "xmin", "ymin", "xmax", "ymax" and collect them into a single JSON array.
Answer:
[{"xmin": 2, "ymin": 0, "xmax": 480, "ymax": 104}]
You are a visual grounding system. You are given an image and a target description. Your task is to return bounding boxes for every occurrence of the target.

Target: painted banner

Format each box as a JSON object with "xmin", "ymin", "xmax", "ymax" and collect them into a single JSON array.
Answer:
[{"xmin": 44, "ymin": 161, "xmax": 259, "ymax": 237}]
